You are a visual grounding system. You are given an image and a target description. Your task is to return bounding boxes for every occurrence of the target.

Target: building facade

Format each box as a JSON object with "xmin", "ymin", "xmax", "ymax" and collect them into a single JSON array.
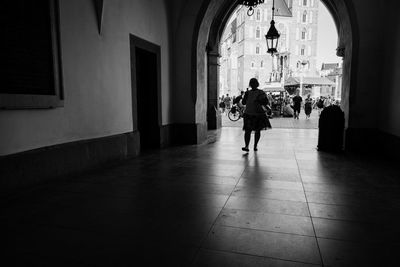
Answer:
[
  {"xmin": 219, "ymin": 0, "xmax": 319, "ymax": 96},
  {"xmin": 320, "ymin": 63, "xmax": 343, "ymax": 100}
]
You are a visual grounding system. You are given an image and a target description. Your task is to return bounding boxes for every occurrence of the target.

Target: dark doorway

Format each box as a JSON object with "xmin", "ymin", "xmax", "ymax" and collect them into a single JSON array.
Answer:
[
  {"xmin": 130, "ymin": 35, "xmax": 161, "ymax": 151},
  {"xmin": 136, "ymin": 47, "xmax": 160, "ymax": 150}
]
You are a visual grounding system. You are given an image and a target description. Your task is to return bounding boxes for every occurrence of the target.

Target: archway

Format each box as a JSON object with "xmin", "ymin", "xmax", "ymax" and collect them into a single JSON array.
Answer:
[{"xmin": 194, "ymin": 0, "xmax": 357, "ymax": 148}]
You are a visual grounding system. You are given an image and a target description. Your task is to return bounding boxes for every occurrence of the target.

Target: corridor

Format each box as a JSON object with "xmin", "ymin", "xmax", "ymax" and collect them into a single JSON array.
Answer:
[{"xmin": 6, "ymin": 128, "xmax": 400, "ymax": 266}]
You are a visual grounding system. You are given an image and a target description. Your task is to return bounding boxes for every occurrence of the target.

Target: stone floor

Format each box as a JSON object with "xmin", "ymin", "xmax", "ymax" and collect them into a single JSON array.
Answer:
[
  {"xmin": 222, "ymin": 108, "xmax": 319, "ymax": 129},
  {"xmin": 5, "ymin": 128, "xmax": 400, "ymax": 266}
]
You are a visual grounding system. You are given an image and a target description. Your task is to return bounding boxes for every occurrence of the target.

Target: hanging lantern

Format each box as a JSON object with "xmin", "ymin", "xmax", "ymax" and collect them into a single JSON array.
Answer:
[
  {"xmin": 265, "ymin": 20, "xmax": 280, "ymax": 55},
  {"xmin": 265, "ymin": 0, "xmax": 280, "ymax": 55},
  {"xmin": 240, "ymin": 0, "xmax": 265, "ymax": 16}
]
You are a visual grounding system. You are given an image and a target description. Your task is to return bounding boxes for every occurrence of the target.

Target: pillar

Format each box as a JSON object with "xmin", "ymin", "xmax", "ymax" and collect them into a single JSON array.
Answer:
[{"xmin": 207, "ymin": 51, "xmax": 221, "ymax": 130}]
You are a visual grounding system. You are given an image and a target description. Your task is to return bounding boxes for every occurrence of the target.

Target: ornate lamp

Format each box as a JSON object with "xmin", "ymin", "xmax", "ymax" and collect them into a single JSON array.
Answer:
[
  {"xmin": 265, "ymin": 0, "xmax": 280, "ymax": 55},
  {"xmin": 240, "ymin": 0, "xmax": 265, "ymax": 16}
]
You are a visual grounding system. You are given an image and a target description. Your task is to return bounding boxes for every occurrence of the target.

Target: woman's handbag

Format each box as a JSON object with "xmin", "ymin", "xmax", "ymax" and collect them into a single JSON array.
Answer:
[{"xmin": 262, "ymin": 105, "xmax": 272, "ymax": 116}]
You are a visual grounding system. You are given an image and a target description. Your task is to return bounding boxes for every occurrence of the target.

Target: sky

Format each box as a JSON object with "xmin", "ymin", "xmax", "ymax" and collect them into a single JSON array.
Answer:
[{"xmin": 316, "ymin": 1, "xmax": 341, "ymax": 68}]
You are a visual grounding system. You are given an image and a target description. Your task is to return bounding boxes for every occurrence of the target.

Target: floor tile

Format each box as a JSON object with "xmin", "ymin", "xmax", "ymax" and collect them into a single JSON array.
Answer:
[
  {"xmin": 216, "ymin": 209, "xmax": 315, "ymax": 236},
  {"xmin": 318, "ymin": 238, "xmax": 397, "ymax": 267},
  {"xmin": 307, "ymin": 202, "xmax": 395, "ymax": 224},
  {"xmin": 232, "ymin": 187, "xmax": 306, "ymax": 202},
  {"xmin": 237, "ymin": 179, "xmax": 304, "ymax": 191},
  {"xmin": 226, "ymin": 196, "xmax": 310, "ymax": 216},
  {"xmin": 192, "ymin": 249, "xmax": 320, "ymax": 267},
  {"xmin": 305, "ymin": 191, "xmax": 366, "ymax": 206},
  {"xmin": 241, "ymin": 169, "xmax": 301, "ymax": 181},
  {"xmin": 313, "ymin": 217, "xmax": 399, "ymax": 243},
  {"xmin": 203, "ymin": 225, "xmax": 321, "ymax": 264}
]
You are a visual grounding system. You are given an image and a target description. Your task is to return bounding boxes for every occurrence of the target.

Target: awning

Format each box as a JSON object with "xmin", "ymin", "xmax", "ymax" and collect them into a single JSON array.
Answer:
[
  {"xmin": 261, "ymin": 86, "xmax": 286, "ymax": 92},
  {"xmin": 284, "ymin": 76, "xmax": 335, "ymax": 87}
]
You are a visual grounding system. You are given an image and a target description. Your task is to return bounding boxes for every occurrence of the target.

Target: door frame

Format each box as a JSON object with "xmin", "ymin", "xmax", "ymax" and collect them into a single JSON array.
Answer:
[{"xmin": 129, "ymin": 34, "xmax": 162, "ymax": 149}]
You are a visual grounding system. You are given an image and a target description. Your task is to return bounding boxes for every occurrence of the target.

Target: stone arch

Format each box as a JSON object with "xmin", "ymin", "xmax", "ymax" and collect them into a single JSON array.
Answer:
[{"xmin": 194, "ymin": 0, "xmax": 357, "ymax": 142}]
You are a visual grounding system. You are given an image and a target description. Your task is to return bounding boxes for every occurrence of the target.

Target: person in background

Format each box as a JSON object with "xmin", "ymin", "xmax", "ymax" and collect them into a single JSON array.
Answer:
[
  {"xmin": 304, "ymin": 94, "xmax": 313, "ymax": 119},
  {"xmin": 219, "ymin": 95, "xmax": 226, "ymax": 113},
  {"xmin": 292, "ymin": 90, "xmax": 303, "ymax": 120},
  {"xmin": 267, "ymin": 93, "xmax": 274, "ymax": 110},
  {"xmin": 223, "ymin": 94, "xmax": 232, "ymax": 113},
  {"xmin": 241, "ymin": 78, "xmax": 272, "ymax": 152},
  {"xmin": 233, "ymin": 91, "xmax": 245, "ymax": 110},
  {"xmin": 315, "ymin": 96, "xmax": 324, "ymax": 116},
  {"xmin": 324, "ymin": 95, "xmax": 332, "ymax": 107}
]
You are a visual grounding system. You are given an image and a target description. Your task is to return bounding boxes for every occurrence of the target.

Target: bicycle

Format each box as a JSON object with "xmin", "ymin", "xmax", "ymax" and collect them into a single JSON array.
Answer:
[{"xmin": 228, "ymin": 104, "xmax": 244, "ymax": 121}]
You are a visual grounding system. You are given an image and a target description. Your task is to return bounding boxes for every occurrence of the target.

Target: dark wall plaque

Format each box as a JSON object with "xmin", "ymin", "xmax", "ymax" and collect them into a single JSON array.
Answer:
[{"xmin": 0, "ymin": 0, "xmax": 63, "ymax": 109}]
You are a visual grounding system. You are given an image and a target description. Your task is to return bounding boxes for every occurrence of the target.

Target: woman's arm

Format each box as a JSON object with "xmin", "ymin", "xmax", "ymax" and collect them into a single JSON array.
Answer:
[
  {"xmin": 242, "ymin": 92, "xmax": 248, "ymax": 105},
  {"xmin": 258, "ymin": 91, "xmax": 269, "ymax": 106}
]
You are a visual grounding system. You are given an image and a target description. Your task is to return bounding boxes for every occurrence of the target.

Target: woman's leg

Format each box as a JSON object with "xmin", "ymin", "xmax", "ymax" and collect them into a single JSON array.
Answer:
[
  {"xmin": 244, "ymin": 130, "xmax": 251, "ymax": 149},
  {"xmin": 254, "ymin": 131, "xmax": 261, "ymax": 150}
]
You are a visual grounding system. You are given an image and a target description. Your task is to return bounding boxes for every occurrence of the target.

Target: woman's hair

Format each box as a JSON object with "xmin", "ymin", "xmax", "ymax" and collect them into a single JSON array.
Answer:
[{"xmin": 249, "ymin": 78, "xmax": 259, "ymax": 89}]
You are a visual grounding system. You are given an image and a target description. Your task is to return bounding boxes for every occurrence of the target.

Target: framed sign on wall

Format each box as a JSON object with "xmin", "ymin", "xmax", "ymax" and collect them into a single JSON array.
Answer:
[{"xmin": 0, "ymin": 0, "xmax": 63, "ymax": 109}]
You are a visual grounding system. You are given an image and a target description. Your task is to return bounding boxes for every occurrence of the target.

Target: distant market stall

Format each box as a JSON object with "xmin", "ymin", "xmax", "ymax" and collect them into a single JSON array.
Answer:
[
  {"xmin": 261, "ymin": 85, "xmax": 287, "ymax": 116},
  {"xmin": 284, "ymin": 76, "xmax": 335, "ymax": 96}
]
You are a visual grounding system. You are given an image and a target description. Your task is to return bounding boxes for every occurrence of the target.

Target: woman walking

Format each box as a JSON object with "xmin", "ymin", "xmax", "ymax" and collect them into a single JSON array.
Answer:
[
  {"xmin": 241, "ymin": 78, "xmax": 272, "ymax": 152},
  {"xmin": 304, "ymin": 94, "xmax": 313, "ymax": 119}
]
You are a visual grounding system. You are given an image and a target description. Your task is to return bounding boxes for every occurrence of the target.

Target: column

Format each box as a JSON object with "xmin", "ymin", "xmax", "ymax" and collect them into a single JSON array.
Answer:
[{"xmin": 207, "ymin": 51, "xmax": 221, "ymax": 130}]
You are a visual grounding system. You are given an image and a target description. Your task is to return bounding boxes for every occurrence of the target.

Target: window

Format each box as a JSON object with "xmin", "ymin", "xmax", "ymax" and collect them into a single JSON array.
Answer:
[
  {"xmin": 303, "ymin": 11, "xmax": 307, "ymax": 23},
  {"xmin": 256, "ymin": 45, "xmax": 260, "ymax": 54},
  {"xmin": 256, "ymin": 27, "xmax": 261, "ymax": 38},
  {"xmin": 256, "ymin": 9, "xmax": 261, "ymax": 21},
  {"xmin": 1, "ymin": 0, "xmax": 64, "ymax": 109},
  {"xmin": 302, "ymin": 29, "xmax": 307, "ymax": 40},
  {"xmin": 303, "ymin": 0, "xmax": 308, "ymax": 6},
  {"xmin": 301, "ymin": 45, "xmax": 306, "ymax": 55},
  {"xmin": 251, "ymin": 62, "xmax": 255, "ymax": 68},
  {"xmin": 261, "ymin": 60, "xmax": 264, "ymax": 68}
]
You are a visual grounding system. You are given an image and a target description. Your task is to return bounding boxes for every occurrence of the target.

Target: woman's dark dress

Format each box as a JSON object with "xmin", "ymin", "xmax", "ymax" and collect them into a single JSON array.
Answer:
[
  {"xmin": 242, "ymin": 89, "xmax": 272, "ymax": 131},
  {"xmin": 305, "ymin": 98, "xmax": 313, "ymax": 116}
]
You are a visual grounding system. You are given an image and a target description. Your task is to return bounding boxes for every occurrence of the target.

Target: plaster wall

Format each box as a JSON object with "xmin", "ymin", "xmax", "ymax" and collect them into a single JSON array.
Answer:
[{"xmin": 0, "ymin": 0, "xmax": 170, "ymax": 156}]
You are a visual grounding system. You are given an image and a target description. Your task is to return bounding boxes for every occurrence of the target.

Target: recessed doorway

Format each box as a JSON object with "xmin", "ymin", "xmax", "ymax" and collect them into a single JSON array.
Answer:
[{"xmin": 130, "ymin": 35, "xmax": 161, "ymax": 151}]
